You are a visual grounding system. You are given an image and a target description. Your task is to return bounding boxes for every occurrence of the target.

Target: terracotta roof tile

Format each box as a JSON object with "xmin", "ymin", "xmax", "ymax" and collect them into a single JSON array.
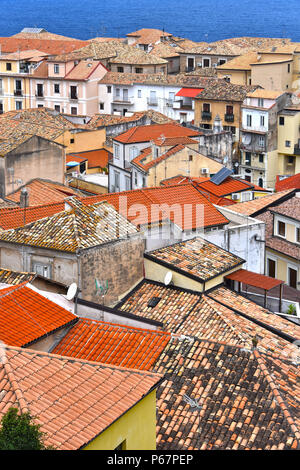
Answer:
[
  {"xmin": 154, "ymin": 337, "xmax": 300, "ymax": 450},
  {"xmin": 126, "ymin": 28, "xmax": 173, "ymax": 44},
  {"xmin": 145, "ymin": 237, "xmax": 244, "ymax": 282},
  {"xmin": 114, "ymin": 122, "xmax": 200, "ymax": 144},
  {"xmin": 0, "ymin": 345, "xmax": 162, "ymax": 449},
  {"xmin": 0, "ymin": 268, "xmax": 35, "ymax": 285},
  {"xmin": 276, "ymin": 174, "xmax": 300, "ymax": 191},
  {"xmin": 228, "ymin": 190, "xmax": 295, "ymax": 216},
  {"xmin": 99, "ymin": 71, "xmax": 216, "ymax": 87},
  {"xmin": 0, "ymin": 283, "xmax": 77, "ymax": 347},
  {"xmin": 0, "ymin": 198, "xmax": 138, "ymax": 252},
  {"xmin": 0, "ymin": 37, "xmax": 88, "ymax": 55},
  {"xmin": 52, "ymin": 318, "xmax": 171, "ymax": 370},
  {"xmin": 81, "ymin": 183, "xmax": 229, "ymax": 229},
  {"xmin": 195, "ymin": 176, "xmax": 253, "ymax": 197},
  {"xmin": 0, "ymin": 201, "xmax": 64, "ymax": 230},
  {"xmin": 195, "ymin": 81, "xmax": 257, "ymax": 102}
]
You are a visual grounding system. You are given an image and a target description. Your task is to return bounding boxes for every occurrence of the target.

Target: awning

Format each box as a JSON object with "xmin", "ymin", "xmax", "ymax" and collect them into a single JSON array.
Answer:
[
  {"xmin": 225, "ymin": 269, "xmax": 283, "ymax": 291},
  {"xmin": 176, "ymin": 88, "xmax": 204, "ymax": 98},
  {"xmin": 66, "ymin": 162, "xmax": 80, "ymax": 167}
]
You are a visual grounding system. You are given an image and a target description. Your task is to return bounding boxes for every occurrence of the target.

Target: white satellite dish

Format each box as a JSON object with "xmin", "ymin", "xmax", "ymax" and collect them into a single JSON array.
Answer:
[
  {"xmin": 66, "ymin": 283, "xmax": 78, "ymax": 301},
  {"xmin": 164, "ymin": 271, "xmax": 173, "ymax": 286},
  {"xmin": 242, "ymin": 134, "xmax": 251, "ymax": 145}
]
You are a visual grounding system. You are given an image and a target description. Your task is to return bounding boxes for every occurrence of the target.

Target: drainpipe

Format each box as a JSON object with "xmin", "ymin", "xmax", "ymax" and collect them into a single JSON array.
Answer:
[{"xmin": 76, "ymin": 250, "xmax": 82, "ymax": 316}]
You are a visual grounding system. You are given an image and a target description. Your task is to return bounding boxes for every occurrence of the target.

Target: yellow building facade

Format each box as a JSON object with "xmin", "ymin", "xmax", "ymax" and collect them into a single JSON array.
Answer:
[
  {"xmin": 83, "ymin": 390, "xmax": 157, "ymax": 450},
  {"xmin": 277, "ymin": 106, "xmax": 300, "ymax": 177}
]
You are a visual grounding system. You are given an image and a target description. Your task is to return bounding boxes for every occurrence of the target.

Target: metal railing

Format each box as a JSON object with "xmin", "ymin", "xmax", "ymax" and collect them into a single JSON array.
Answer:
[{"xmin": 201, "ymin": 111, "xmax": 212, "ymax": 120}]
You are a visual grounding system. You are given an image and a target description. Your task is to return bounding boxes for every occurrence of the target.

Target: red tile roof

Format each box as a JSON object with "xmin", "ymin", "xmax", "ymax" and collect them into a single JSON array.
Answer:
[
  {"xmin": 225, "ymin": 268, "xmax": 284, "ymax": 290},
  {"xmin": 0, "ymin": 202, "xmax": 64, "ymax": 230},
  {"xmin": 276, "ymin": 174, "xmax": 300, "ymax": 191},
  {"xmin": 0, "ymin": 37, "xmax": 88, "ymax": 55},
  {"xmin": 114, "ymin": 123, "xmax": 200, "ymax": 144},
  {"xmin": 0, "ymin": 346, "xmax": 162, "ymax": 450},
  {"xmin": 52, "ymin": 318, "xmax": 171, "ymax": 370},
  {"xmin": 195, "ymin": 176, "xmax": 254, "ymax": 197},
  {"xmin": 67, "ymin": 148, "xmax": 112, "ymax": 169},
  {"xmin": 6, "ymin": 179, "xmax": 81, "ymax": 206},
  {"xmin": 176, "ymin": 87, "xmax": 204, "ymax": 97},
  {"xmin": 0, "ymin": 283, "xmax": 77, "ymax": 347},
  {"xmin": 81, "ymin": 183, "xmax": 229, "ymax": 229}
]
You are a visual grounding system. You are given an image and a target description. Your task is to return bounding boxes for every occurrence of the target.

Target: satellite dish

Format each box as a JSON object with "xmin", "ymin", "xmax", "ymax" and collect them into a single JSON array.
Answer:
[
  {"xmin": 164, "ymin": 271, "xmax": 173, "ymax": 286},
  {"xmin": 66, "ymin": 283, "xmax": 78, "ymax": 301},
  {"xmin": 242, "ymin": 134, "xmax": 251, "ymax": 145}
]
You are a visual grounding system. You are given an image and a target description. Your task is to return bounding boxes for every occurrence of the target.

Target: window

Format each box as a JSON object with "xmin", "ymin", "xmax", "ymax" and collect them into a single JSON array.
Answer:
[
  {"xmin": 99, "ymin": 102, "xmax": 104, "ymax": 110},
  {"xmin": 32, "ymin": 262, "xmax": 52, "ymax": 279},
  {"xmin": 230, "ymin": 126, "xmax": 236, "ymax": 134},
  {"xmin": 15, "ymin": 101, "xmax": 22, "ymax": 110},
  {"xmin": 37, "ymin": 104, "xmax": 44, "ymax": 108},
  {"xmin": 0, "ymin": 102, "xmax": 4, "ymax": 114},
  {"xmin": 226, "ymin": 105, "xmax": 233, "ymax": 115},
  {"xmin": 54, "ymin": 64, "xmax": 60, "ymax": 74},
  {"xmin": 246, "ymin": 114, "xmax": 252, "ymax": 127},
  {"xmin": 189, "ymin": 155, "xmax": 193, "ymax": 162},
  {"xmin": 203, "ymin": 58, "xmax": 210, "ymax": 67},
  {"xmin": 70, "ymin": 138, "xmax": 75, "ymax": 144},
  {"xmin": 114, "ymin": 172, "xmax": 120, "ymax": 191},
  {"xmin": 135, "ymin": 67, "xmax": 143, "ymax": 73},
  {"xmin": 107, "ymin": 86, "xmax": 111, "ymax": 93},
  {"xmin": 142, "ymin": 177, "xmax": 146, "ymax": 188},
  {"xmin": 279, "ymin": 116, "xmax": 285, "ymax": 125},
  {"xmin": 6, "ymin": 63, "xmax": 12, "ymax": 71},
  {"xmin": 36, "ymin": 83, "xmax": 43, "ymax": 97},
  {"xmin": 218, "ymin": 59, "xmax": 226, "ymax": 65},
  {"xmin": 245, "ymin": 152, "xmax": 251, "ymax": 165},
  {"xmin": 203, "ymin": 103, "xmax": 210, "ymax": 112},
  {"xmin": 116, "ymin": 88, "xmax": 120, "ymax": 97},
  {"xmin": 296, "ymin": 227, "xmax": 300, "ymax": 243},
  {"xmin": 267, "ymin": 258, "xmax": 276, "ymax": 278},
  {"xmin": 259, "ymin": 136, "xmax": 265, "ymax": 147},
  {"xmin": 54, "ymin": 83, "xmax": 60, "ymax": 94},
  {"xmin": 114, "ymin": 143, "xmax": 120, "ymax": 159},
  {"xmin": 259, "ymin": 154, "xmax": 264, "ymax": 163},
  {"xmin": 260, "ymin": 115, "xmax": 265, "ymax": 127},
  {"xmin": 258, "ymin": 177, "xmax": 264, "ymax": 188},
  {"xmin": 277, "ymin": 221, "xmax": 286, "ymax": 237},
  {"xmin": 288, "ymin": 63, "xmax": 291, "ymax": 73},
  {"xmin": 70, "ymin": 85, "xmax": 77, "ymax": 99},
  {"xmin": 134, "ymin": 172, "xmax": 138, "ymax": 185},
  {"xmin": 117, "ymin": 66, "xmax": 124, "ymax": 73},
  {"xmin": 258, "ymin": 98, "xmax": 264, "ymax": 107},
  {"xmin": 288, "ymin": 267, "xmax": 297, "ymax": 289},
  {"xmin": 125, "ymin": 176, "xmax": 131, "ymax": 191},
  {"xmin": 285, "ymin": 140, "xmax": 291, "ymax": 147},
  {"xmin": 54, "ymin": 105, "xmax": 60, "ymax": 112},
  {"xmin": 71, "ymin": 107, "xmax": 77, "ymax": 115},
  {"xmin": 138, "ymin": 89, "xmax": 142, "ymax": 98}
]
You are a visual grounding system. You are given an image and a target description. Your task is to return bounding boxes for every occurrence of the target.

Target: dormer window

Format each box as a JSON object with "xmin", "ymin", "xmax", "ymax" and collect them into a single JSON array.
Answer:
[{"xmin": 54, "ymin": 64, "xmax": 60, "ymax": 74}]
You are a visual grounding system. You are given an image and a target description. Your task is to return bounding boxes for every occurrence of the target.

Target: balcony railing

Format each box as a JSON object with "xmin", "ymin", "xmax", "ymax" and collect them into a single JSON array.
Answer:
[
  {"xmin": 112, "ymin": 95, "xmax": 134, "ymax": 105},
  {"xmin": 14, "ymin": 89, "xmax": 23, "ymax": 96},
  {"xmin": 201, "ymin": 111, "xmax": 212, "ymax": 121},
  {"xmin": 147, "ymin": 97, "xmax": 158, "ymax": 106},
  {"xmin": 225, "ymin": 113, "xmax": 234, "ymax": 122}
]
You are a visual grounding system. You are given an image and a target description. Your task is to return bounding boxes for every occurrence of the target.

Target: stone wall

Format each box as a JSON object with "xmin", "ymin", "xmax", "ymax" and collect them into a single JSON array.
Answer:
[{"xmin": 80, "ymin": 234, "xmax": 145, "ymax": 306}]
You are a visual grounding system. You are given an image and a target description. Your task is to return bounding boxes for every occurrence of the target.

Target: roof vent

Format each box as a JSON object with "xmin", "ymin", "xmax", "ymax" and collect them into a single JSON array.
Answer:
[{"xmin": 147, "ymin": 296, "xmax": 161, "ymax": 308}]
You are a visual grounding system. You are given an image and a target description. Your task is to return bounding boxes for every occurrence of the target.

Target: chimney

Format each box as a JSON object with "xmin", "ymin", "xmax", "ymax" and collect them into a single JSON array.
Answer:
[{"xmin": 20, "ymin": 187, "xmax": 29, "ymax": 208}]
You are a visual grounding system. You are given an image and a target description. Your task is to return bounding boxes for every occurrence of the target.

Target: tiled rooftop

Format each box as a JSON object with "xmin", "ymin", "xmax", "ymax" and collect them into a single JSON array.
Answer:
[
  {"xmin": 270, "ymin": 195, "xmax": 300, "ymax": 220},
  {"xmin": 114, "ymin": 122, "xmax": 200, "ymax": 144},
  {"xmin": 0, "ymin": 283, "xmax": 77, "ymax": 347},
  {"xmin": 117, "ymin": 280, "xmax": 300, "ymax": 358},
  {"xmin": 0, "ymin": 345, "xmax": 162, "ymax": 450},
  {"xmin": 52, "ymin": 318, "xmax": 171, "ymax": 370},
  {"xmin": 6, "ymin": 178, "xmax": 82, "ymax": 206},
  {"xmin": 67, "ymin": 148, "xmax": 111, "ymax": 169},
  {"xmin": 195, "ymin": 81, "xmax": 257, "ymax": 102},
  {"xmin": 228, "ymin": 190, "xmax": 295, "ymax": 216},
  {"xmin": 0, "ymin": 37, "xmax": 88, "ymax": 55},
  {"xmin": 0, "ymin": 201, "xmax": 65, "ymax": 230},
  {"xmin": 87, "ymin": 110, "xmax": 176, "ymax": 128},
  {"xmin": 64, "ymin": 59, "xmax": 104, "ymax": 80},
  {"xmin": 145, "ymin": 237, "xmax": 244, "ymax": 282},
  {"xmin": 276, "ymin": 174, "xmax": 300, "ymax": 191},
  {"xmin": 0, "ymin": 268, "xmax": 35, "ymax": 285},
  {"xmin": 195, "ymin": 176, "xmax": 253, "ymax": 197},
  {"xmin": 0, "ymin": 198, "xmax": 138, "ymax": 253},
  {"xmin": 126, "ymin": 28, "xmax": 173, "ymax": 44},
  {"xmin": 98, "ymin": 71, "xmax": 216, "ymax": 87},
  {"xmin": 81, "ymin": 183, "xmax": 229, "ymax": 230},
  {"xmin": 154, "ymin": 336, "xmax": 300, "ymax": 450}
]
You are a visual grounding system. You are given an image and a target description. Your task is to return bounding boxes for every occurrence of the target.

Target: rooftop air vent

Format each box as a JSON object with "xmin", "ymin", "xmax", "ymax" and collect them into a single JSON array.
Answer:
[{"xmin": 147, "ymin": 296, "xmax": 162, "ymax": 308}]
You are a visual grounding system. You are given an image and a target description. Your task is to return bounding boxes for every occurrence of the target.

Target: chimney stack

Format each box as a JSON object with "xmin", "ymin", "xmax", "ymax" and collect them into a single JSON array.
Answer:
[{"xmin": 20, "ymin": 187, "xmax": 29, "ymax": 208}]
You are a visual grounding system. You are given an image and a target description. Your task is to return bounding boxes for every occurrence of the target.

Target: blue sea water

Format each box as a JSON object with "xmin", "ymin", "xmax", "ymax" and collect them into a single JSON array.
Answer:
[{"xmin": 0, "ymin": 0, "xmax": 299, "ymax": 43}]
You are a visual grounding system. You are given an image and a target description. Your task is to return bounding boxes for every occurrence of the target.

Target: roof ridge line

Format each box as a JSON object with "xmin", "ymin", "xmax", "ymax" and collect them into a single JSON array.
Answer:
[{"xmin": 253, "ymin": 349, "xmax": 300, "ymax": 445}]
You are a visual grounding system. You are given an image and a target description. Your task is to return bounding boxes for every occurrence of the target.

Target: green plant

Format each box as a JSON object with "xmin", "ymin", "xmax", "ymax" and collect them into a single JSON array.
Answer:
[
  {"xmin": 0, "ymin": 407, "xmax": 53, "ymax": 450},
  {"xmin": 286, "ymin": 304, "xmax": 297, "ymax": 316}
]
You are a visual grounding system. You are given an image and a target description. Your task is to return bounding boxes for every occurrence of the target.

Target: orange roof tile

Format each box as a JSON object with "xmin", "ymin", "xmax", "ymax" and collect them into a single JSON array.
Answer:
[
  {"xmin": 114, "ymin": 123, "xmax": 200, "ymax": 144},
  {"xmin": 0, "ymin": 202, "xmax": 64, "ymax": 230},
  {"xmin": 67, "ymin": 148, "xmax": 112, "ymax": 169},
  {"xmin": 195, "ymin": 176, "xmax": 254, "ymax": 197},
  {"xmin": 52, "ymin": 318, "xmax": 171, "ymax": 370},
  {"xmin": 0, "ymin": 283, "xmax": 77, "ymax": 347},
  {"xmin": 6, "ymin": 179, "xmax": 81, "ymax": 206},
  {"xmin": 276, "ymin": 174, "xmax": 300, "ymax": 191},
  {"xmin": 81, "ymin": 183, "xmax": 229, "ymax": 229},
  {"xmin": 228, "ymin": 189, "xmax": 295, "ymax": 216},
  {"xmin": 0, "ymin": 37, "xmax": 88, "ymax": 55},
  {"xmin": 0, "ymin": 345, "xmax": 162, "ymax": 449}
]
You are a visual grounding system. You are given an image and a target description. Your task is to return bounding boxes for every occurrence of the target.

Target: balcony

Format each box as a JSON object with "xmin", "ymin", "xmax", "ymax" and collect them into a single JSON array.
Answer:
[
  {"xmin": 112, "ymin": 95, "xmax": 134, "ymax": 105},
  {"xmin": 147, "ymin": 97, "xmax": 158, "ymax": 106},
  {"xmin": 14, "ymin": 89, "xmax": 23, "ymax": 97},
  {"xmin": 294, "ymin": 145, "xmax": 300, "ymax": 155},
  {"xmin": 225, "ymin": 113, "xmax": 234, "ymax": 122},
  {"xmin": 201, "ymin": 111, "xmax": 212, "ymax": 121}
]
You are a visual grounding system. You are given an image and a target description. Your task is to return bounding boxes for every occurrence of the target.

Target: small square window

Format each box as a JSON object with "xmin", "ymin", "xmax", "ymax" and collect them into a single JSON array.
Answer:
[
  {"xmin": 259, "ymin": 154, "xmax": 264, "ymax": 163},
  {"xmin": 117, "ymin": 67, "xmax": 124, "ymax": 73},
  {"xmin": 70, "ymin": 138, "xmax": 75, "ymax": 144},
  {"xmin": 54, "ymin": 105, "xmax": 60, "ymax": 112},
  {"xmin": 54, "ymin": 84, "xmax": 60, "ymax": 94},
  {"xmin": 54, "ymin": 64, "xmax": 60, "ymax": 74},
  {"xmin": 107, "ymin": 86, "xmax": 111, "ymax": 93},
  {"xmin": 99, "ymin": 102, "xmax": 104, "ymax": 110},
  {"xmin": 285, "ymin": 140, "xmax": 291, "ymax": 147},
  {"xmin": 71, "ymin": 107, "xmax": 77, "ymax": 115},
  {"xmin": 6, "ymin": 63, "xmax": 12, "ymax": 71},
  {"xmin": 279, "ymin": 116, "xmax": 285, "ymax": 125}
]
